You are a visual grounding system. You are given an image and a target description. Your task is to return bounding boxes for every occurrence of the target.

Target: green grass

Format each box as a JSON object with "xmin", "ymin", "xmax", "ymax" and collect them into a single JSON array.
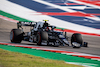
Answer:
[{"xmin": 0, "ymin": 49, "xmax": 83, "ymax": 67}]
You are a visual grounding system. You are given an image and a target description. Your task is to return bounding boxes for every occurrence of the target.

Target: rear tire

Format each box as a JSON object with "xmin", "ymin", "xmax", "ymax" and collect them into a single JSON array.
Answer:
[
  {"xmin": 10, "ymin": 29, "xmax": 23, "ymax": 43},
  {"xmin": 71, "ymin": 33, "xmax": 83, "ymax": 48},
  {"xmin": 36, "ymin": 32, "xmax": 48, "ymax": 45}
]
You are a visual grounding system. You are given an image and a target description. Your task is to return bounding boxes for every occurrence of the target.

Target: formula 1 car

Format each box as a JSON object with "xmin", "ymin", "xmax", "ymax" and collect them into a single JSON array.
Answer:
[{"xmin": 10, "ymin": 20, "xmax": 88, "ymax": 48}]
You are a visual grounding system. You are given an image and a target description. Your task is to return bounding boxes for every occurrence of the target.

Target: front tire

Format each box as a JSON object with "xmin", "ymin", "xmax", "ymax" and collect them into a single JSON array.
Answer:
[
  {"xmin": 71, "ymin": 33, "xmax": 83, "ymax": 48},
  {"xmin": 10, "ymin": 29, "xmax": 23, "ymax": 43}
]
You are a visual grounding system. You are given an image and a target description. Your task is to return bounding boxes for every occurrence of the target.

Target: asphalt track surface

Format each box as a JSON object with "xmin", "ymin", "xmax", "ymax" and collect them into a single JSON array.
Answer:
[{"xmin": 0, "ymin": 18, "xmax": 100, "ymax": 55}]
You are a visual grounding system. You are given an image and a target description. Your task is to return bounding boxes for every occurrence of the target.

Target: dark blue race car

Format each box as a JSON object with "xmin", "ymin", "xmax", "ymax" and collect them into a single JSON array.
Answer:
[{"xmin": 10, "ymin": 20, "xmax": 88, "ymax": 48}]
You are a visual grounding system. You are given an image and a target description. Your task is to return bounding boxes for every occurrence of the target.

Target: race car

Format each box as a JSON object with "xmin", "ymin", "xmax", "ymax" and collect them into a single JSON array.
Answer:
[{"xmin": 10, "ymin": 20, "xmax": 88, "ymax": 48}]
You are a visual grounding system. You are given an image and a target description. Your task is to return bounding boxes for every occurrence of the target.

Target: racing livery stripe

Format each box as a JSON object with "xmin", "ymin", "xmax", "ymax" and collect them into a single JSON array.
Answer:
[{"xmin": 0, "ymin": 42, "xmax": 100, "ymax": 61}]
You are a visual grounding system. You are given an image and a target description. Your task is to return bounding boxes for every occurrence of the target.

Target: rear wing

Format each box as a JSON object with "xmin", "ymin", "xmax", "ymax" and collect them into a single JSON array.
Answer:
[{"xmin": 17, "ymin": 21, "xmax": 36, "ymax": 29}]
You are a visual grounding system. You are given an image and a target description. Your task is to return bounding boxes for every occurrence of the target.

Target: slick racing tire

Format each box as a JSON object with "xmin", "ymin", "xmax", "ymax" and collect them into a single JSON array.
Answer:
[
  {"xmin": 36, "ymin": 32, "xmax": 48, "ymax": 46},
  {"xmin": 10, "ymin": 29, "xmax": 23, "ymax": 43},
  {"xmin": 71, "ymin": 33, "xmax": 83, "ymax": 48}
]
